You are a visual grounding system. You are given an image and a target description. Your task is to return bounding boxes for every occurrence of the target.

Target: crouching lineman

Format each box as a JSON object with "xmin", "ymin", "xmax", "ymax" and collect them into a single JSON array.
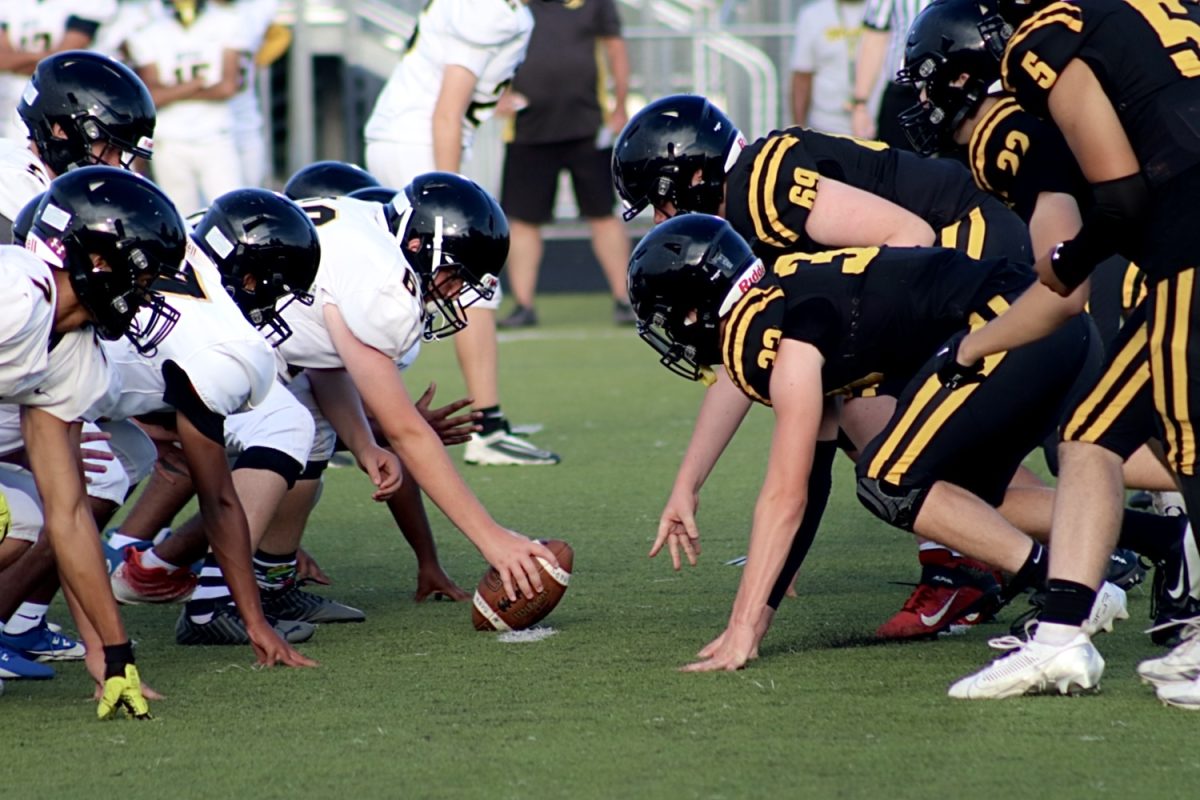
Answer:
[
  {"xmin": 628, "ymin": 214, "xmax": 1128, "ymax": 674},
  {"xmin": 2, "ymin": 166, "xmax": 184, "ymax": 719},
  {"xmin": 274, "ymin": 172, "xmax": 561, "ymax": 602},
  {"xmin": 104, "ymin": 188, "xmax": 372, "ymax": 633}
]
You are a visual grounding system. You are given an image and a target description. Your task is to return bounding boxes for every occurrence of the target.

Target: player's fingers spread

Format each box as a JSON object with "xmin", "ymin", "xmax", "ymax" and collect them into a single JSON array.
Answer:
[
  {"xmin": 668, "ymin": 535, "xmax": 682, "ymax": 571},
  {"xmin": 522, "ymin": 557, "xmax": 546, "ymax": 595},
  {"xmin": 679, "ymin": 534, "xmax": 698, "ymax": 567},
  {"xmin": 417, "ymin": 382, "xmax": 435, "ymax": 408}
]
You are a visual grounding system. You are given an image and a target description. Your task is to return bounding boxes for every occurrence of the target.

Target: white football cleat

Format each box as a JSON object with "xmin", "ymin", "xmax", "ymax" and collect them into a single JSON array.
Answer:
[
  {"xmin": 1084, "ymin": 582, "xmax": 1129, "ymax": 635},
  {"xmin": 948, "ymin": 632, "xmax": 1104, "ymax": 700},
  {"xmin": 1156, "ymin": 676, "xmax": 1200, "ymax": 710},
  {"xmin": 1139, "ymin": 616, "xmax": 1200, "ymax": 687}
]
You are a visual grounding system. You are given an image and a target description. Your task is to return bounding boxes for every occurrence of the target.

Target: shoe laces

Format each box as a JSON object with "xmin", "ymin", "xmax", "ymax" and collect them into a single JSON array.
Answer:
[{"xmin": 1146, "ymin": 614, "xmax": 1200, "ymax": 641}]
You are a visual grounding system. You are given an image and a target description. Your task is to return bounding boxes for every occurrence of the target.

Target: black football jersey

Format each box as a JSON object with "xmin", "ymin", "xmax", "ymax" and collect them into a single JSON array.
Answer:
[
  {"xmin": 1002, "ymin": 0, "xmax": 1200, "ymax": 186},
  {"xmin": 721, "ymin": 246, "xmax": 1035, "ymax": 405},
  {"xmin": 967, "ymin": 94, "xmax": 1089, "ymax": 222},
  {"xmin": 725, "ymin": 128, "xmax": 989, "ymax": 256}
]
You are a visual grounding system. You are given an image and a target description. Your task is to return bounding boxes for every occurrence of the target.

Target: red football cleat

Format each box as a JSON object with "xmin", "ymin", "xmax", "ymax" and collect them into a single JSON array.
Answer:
[
  {"xmin": 876, "ymin": 555, "xmax": 1002, "ymax": 640},
  {"xmin": 111, "ymin": 547, "xmax": 197, "ymax": 604}
]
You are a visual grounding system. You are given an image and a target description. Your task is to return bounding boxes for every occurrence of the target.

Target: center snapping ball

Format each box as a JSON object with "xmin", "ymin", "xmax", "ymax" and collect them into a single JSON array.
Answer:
[{"xmin": 472, "ymin": 539, "xmax": 573, "ymax": 631}]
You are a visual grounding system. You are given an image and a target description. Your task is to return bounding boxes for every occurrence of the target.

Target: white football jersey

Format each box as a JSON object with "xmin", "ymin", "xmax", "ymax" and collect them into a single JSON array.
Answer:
[
  {"xmin": 0, "ymin": 404, "xmax": 20, "ymax": 457},
  {"xmin": 0, "ymin": 0, "xmax": 117, "ymax": 135},
  {"xmin": 127, "ymin": 2, "xmax": 249, "ymax": 140},
  {"xmin": 91, "ymin": 236, "xmax": 274, "ymax": 421},
  {"xmin": 0, "ymin": 138, "xmax": 50, "ymax": 229},
  {"xmin": 229, "ymin": 0, "xmax": 278, "ymax": 135},
  {"xmin": 93, "ymin": 0, "xmax": 163, "ymax": 62},
  {"xmin": 0, "ymin": 246, "xmax": 111, "ymax": 422},
  {"xmin": 276, "ymin": 197, "xmax": 423, "ymax": 370},
  {"xmin": 363, "ymin": 0, "xmax": 532, "ymax": 151}
]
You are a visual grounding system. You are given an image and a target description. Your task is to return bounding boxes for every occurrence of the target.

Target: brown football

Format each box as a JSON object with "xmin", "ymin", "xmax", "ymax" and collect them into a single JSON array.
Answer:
[{"xmin": 472, "ymin": 539, "xmax": 574, "ymax": 631}]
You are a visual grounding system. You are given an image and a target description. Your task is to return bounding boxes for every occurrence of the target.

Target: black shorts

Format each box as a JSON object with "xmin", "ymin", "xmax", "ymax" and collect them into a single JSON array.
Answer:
[
  {"xmin": 1061, "ymin": 302, "xmax": 1157, "ymax": 461},
  {"xmin": 499, "ymin": 138, "xmax": 617, "ymax": 224},
  {"xmin": 936, "ymin": 195, "xmax": 1032, "ymax": 265},
  {"xmin": 858, "ymin": 308, "xmax": 1098, "ymax": 507}
]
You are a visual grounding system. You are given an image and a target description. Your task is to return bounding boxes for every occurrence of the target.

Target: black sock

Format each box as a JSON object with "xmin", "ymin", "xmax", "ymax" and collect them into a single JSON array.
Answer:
[
  {"xmin": 103, "ymin": 641, "xmax": 135, "ymax": 679},
  {"xmin": 1005, "ymin": 542, "xmax": 1048, "ymax": 599},
  {"xmin": 767, "ymin": 441, "xmax": 836, "ymax": 609},
  {"xmin": 1118, "ymin": 509, "xmax": 1187, "ymax": 561},
  {"xmin": 1040, "ymin": 579, "xmax": 1097, "ymax": 626},
  {"xmin": 477, "ymin": 405, "xmax": 505, "ymax": 435}
]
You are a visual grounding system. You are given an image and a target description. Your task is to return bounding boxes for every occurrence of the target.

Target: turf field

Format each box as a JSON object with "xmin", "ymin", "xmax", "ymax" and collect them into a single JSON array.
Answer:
[{"xmin": 4, "ymin": 294, "xmax": 1198, "ymax": 799}]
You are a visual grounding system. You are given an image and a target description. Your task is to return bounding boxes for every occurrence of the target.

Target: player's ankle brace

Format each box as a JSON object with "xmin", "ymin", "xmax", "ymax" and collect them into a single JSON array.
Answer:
[
  {"xmin": 476, "ymin": 405, "xmax": 505, "ymax": 436},
  {"xmin": 1040, "ymin": 579, "xmax": 1097, "ymax": 627},
  {"xmin": 103, "ymin": 642, "xmax": 135, "ymax": 679}
]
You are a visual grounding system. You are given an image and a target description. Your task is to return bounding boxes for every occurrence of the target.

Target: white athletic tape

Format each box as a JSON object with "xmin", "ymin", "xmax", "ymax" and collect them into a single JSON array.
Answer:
[
  {"xmin": 536, "ymin": 557, "xmax": 570, "ymax": 587},
  {"xmin": 473, "ymin": 590, "xmax": 511, "ymax": 632}
]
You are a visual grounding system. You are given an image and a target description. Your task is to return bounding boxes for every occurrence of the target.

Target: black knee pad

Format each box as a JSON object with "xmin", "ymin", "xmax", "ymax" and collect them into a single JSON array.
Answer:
[
  {"xmin": 855, "ymin": 475, "xmax": 930, "ymax": 532},
  {"xmin": 298, "ymin": 459, "xmax": 329, "ymax": 481},
  {"xmin": 233, "ymin": 446, "xmax": 305, "ymax": 489}
]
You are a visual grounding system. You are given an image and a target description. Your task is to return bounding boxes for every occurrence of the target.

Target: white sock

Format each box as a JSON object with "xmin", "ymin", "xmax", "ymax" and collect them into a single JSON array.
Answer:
[
  {"xmin": 143, "ymin": 548, "xmax": 181, "ymax": 573},
  {"xmin": 4, "ymin": 601, "xmax": 49, "ymax": 636},
  {"xmin": 106, "ymin": 532, "xmax": 148, "ymax": 551},
  {"xmin": 1034, "ymin": 621, "xmax": 1082, "ymax": 646}
]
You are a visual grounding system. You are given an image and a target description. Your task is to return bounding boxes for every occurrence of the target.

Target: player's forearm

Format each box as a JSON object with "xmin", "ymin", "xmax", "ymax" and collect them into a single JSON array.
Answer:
[
  {"xmin": 960, "ymin": 279, "xmax": 1087, "ymax": 364},
  {"xmin": 386, "ymin": 475, "xmax": 442, "ymax": 566},
  {"xmin": 197, "ymin": 484, "xmax": 269, "ymax": 623},
  {"xmin": 146, "ymin": 79, "xmax": 204, "ymax": 108},
  {"xmin": 603, "ymin": 37, "xmax": 630, "ymax": 112},
  {"xmin": 306, "ymin": 369, "xmax": 377, "ymax": 458},
  {"xmin": 791, "ymin": 73, "xmax": 813, "ymax": 127},
  {"xmin": 0, "ymin": 51, "xmax": 41, "ymax": 73},
  {"xmin": 673, "ymin": 368, "xmax": 752, "ymax": 494},
  {"xmin": 731, "ymin": 490, "xmax": 808, "ymax": 627},
  {"xmin": 853, "ymin": 29, "xmax": 890, "ymax": 100},
  {"xmin": 45, "ymin": 504, "xmax": 129, "ymax": 642},
  {"xmin": 432, "ymin": 113, "xmax": 464, "ymax": 173}
]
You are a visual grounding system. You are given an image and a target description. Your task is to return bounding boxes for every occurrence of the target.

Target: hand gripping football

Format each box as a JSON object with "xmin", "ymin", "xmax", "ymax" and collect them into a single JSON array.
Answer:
[{"xmin": 472, "ymin": 539, "xmax": 573, "ymax": 631}]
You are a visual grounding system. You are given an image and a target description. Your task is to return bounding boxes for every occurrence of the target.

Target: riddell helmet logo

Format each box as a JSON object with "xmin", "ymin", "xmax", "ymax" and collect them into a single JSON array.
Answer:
[{"xmin": 738, "ymin": 260, "xmax": 765, "ymax": 293}]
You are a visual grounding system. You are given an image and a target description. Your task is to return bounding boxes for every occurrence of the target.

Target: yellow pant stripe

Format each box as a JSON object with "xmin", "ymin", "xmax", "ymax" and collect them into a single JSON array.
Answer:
[
  {"xmin": 1150, "ymin": 280, "xmax": 1170, "ymax": 462},
  {"xmin": 1063, "ymin": 320, "xmax": 1148, "ymax": 440},
  {"xmin": 965, "ymin": 207, "xmax": 987, "ymax": 259},
  {"xmin": 1170, "ymin": 270, "xmax": 1195, "ymax": 472}
]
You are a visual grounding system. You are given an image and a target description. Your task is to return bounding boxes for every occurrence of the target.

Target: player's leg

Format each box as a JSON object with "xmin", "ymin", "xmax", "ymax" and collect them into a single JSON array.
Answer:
[
  {"xmin": 497, "ymin": 141, "xmax": 558, "ymax": 327},
  {"xmin": 195, "ymin": 134, "xmax": 243, "ymax": 211},
  {"xmin": 571, "ymin": 138, "xmax": 634, "ymax": 323},
  {"xmin": 150, "ymin": 139, "xmax": 203, "ymax": 218}
]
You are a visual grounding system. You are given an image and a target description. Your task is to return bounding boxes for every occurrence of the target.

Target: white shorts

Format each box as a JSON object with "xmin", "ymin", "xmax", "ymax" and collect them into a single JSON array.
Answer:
[
  {"xmin": 224, "ymin": 380, "xmax": 315, "ymax": 467},
  {"xmin": 81, "ymin": 421, "xmax": 130, "ymax": 506},
  {"xmin": 284, "ymin": 372, "xmax": 338, "ymax": 463},
  {"xmin": 0, "ymin": 464, "xmax": 41, "ymax": 543}
]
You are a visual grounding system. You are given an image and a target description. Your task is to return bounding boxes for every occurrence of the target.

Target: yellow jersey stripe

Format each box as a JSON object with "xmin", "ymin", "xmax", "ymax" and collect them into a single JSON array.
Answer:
[{"xmin": 969, "ymin": 97, "xmax": 1021, "ymax": 195}]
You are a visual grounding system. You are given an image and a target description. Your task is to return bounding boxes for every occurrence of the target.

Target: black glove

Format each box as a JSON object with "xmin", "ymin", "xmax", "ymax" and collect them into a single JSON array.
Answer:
[{"xmin": 935, "ymin": 332, "xmax": 984, "ymax": 390}]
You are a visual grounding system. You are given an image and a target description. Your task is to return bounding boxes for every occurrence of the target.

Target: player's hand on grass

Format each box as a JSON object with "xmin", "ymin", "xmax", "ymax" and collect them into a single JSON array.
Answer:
[
  {"xmin": 88, "ymin": 655, "xmax": 165, "ymax": 703},
  {"xmin": 652, "ymin": 487, "xmax": 701, "ymax": 569},
  {"xmin": 682, "ymin": 621, "xmax": 759, "ymax": 673},
  {"xmin": 356, "ymin": 444, "xmax": 402, "ymax": 501},
  {"xmin": 415, "ymin": 382, "xmax": 481, "ymax": 446},
  {"xmin": 480, "ymin": 531, "xmax": 558, "ymax": 603},
  {"xmin": 414, "ymin": 563, "xmax": 470, "ymax": 602},
  {"xmin": 246, "ymin": 622, "xmax": 318, "ymax": 668},
  {"xmin": 296, "ymin": 548, "xmax": 331, "ymax": 585},
  {"xmin": 97, "ymin": 664, "xmax": 153, "ymax": 720}
]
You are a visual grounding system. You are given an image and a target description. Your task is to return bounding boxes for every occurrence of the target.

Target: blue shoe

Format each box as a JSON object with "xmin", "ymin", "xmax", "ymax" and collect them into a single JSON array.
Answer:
[
  {"xmin": 101, "ymin": 531, "xmax": 152, "ymax": 576},
  {"xmin": 0, "ymin": 645, "xmax": 54, "ymax": 679},
  {"xmin": 0, "ymin": 623, "xmax": 85, "ymax": 662}
]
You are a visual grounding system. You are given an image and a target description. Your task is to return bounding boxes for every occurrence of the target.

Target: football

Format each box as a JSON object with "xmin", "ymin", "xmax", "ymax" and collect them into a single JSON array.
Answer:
[{"xmin": 472, "ymin": 539, "xmax": 574, "ymax": 631}]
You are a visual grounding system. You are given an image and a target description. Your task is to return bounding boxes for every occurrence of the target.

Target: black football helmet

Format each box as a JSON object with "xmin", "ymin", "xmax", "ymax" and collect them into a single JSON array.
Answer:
[
  {"xmin": 192, "ymin": 189, "xmax": 320, "ymax": 347},
  {"xmin": 18, "ymin": 51, "xmax": 156, "ymax": 177},
  {"xmin": 612, "ymin": 94, "xmax": 744, "ymax": 222},
  {"xmin": 347, "ymin": 186, "xmax": 400, "ymax": 205},
  {"xmin": 386, "ymin": 172, "xmax": 508, "ymax": 341},
  {"xmin": 10, "ymin": 192, "xmax": 44, "ymax": 246},
  {"xmin": 896, "ymin": 0, "xmax": 1011, "ymax": 156},
  {"xmin": 628, "ymin": 214, "xmax": 762, "ymax": 382},
  {"xmin": 283, "ymin": 161, "xmax": 381, "ymax": 200},
  {"xmin": 25, "ymin": 167, "xmax": 185, "ymax": 353}
]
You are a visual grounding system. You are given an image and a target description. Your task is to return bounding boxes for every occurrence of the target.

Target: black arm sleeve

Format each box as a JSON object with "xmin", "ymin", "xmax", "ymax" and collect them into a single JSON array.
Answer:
[
  {"xmin": 1050, "ymin": 172, "xmax": 1150, "ymax": 291},
  {"xmin": 767, "ymin": 439, "xmax": 838, "ymax": 609},
  {"xmin": 161, "ymin": 360, "xmax": 225, "ymax": 445}
]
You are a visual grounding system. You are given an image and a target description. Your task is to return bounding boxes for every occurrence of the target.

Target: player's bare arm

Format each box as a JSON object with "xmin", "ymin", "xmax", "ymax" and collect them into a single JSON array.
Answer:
[
  {"xmin": 804, "ymin": 177, "xmax": 936, "ymax": 248},
  {"xmin": 683, "ymin": 340, "xmax": 825, "ymax": 672},
  {"xmin": 136, "ymin": 63, "xmax": 205, "ymax": 108},
  {"xmin": 323, "ymin": 303, "xmax": 558, "ymax": 603},
  {"xmin": 431, "ymin": 64, "xmax": 477, "ymax": 172},
  {"xmin": 305, "ymin": 367, "xmax": 403, "ymax": 500},
  {"xmin": 190, "ymin": 49, "xmax": 245, "ymax": 101},
  {"xmin": 176, "ymin": 410, "xmax": 316, "ymax": 667},
  {"xmin": 652, "ymin": 368, "xmax": 753, "ymax": 569}
]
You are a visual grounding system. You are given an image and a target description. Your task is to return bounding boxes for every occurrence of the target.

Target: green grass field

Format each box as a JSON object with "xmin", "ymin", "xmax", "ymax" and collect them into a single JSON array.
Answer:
[{"xmin": 4, "ymin": 294, "xmax": 1197, "ymax": 799}]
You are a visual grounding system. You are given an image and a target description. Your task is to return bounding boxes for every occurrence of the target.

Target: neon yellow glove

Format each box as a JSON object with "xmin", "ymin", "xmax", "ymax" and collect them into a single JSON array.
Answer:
[
  {"xmin": 97, "ymin": 664, "xmax": 152, "ymax": 721},
  {"xmin": 0, "ymin": 490, "xmax": 10, "ymax": 544}
]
